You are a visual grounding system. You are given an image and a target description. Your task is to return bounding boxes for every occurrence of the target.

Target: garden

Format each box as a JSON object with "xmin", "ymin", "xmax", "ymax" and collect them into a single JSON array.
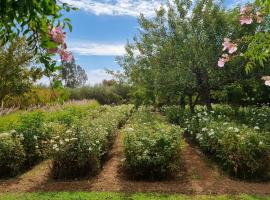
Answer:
[{"xmin": 1, "ymin": 0, "xmax": 270, "ymax": 199}]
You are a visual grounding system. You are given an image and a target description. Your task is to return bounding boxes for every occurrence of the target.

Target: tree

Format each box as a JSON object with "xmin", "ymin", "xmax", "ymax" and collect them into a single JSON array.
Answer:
[
  {"xmin": 0, "ymin": 38, "xmax": 42, "ymax": 107},
  {"xmin": 61, "ymin": 58, "xmax": 88, "ymax": 88},
  {"xmin": 0, "ymin": 0, "xmax": 76, "ymax": 72},
  {"xmin": 119, "ymin": 0, "xmax": 242, "ymax": 110}
]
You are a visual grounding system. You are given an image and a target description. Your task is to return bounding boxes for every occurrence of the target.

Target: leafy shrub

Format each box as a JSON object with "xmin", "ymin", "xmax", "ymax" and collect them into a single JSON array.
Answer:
[
  {"xmin": 69, "ymin": 84, "xmax": 130, "ymax": 105},
  {"xmin": 0, "ymin": 101, "xmax": 102, "ymax": 177},
  {"xmin": 47, "ymin": 101, "xmax": 101, "ymax": 126},
  {"xmin": 162, "ymin": 105, "xmax": 191, "ymax": 125},
  {"xmin": 123, "ymin": 108, "xmax": 182, "ymax": 179},
  {"xmin": 14, "ymin": 112, "xmax": 51, "ymax": 167},
  {"xmin": 184, "ymin": 107, "xmax": 270, "ymax": 179},
  {"xmin": 0, "ymin": 131, "xmax": 26, "ymax": 177},
  {"xmin": 50, "ymin": 105, "xmax": 133, "ymax": 179},
  {"xmin": 3, "ymin": 88, "xmax": 70, "ymax": 109}
]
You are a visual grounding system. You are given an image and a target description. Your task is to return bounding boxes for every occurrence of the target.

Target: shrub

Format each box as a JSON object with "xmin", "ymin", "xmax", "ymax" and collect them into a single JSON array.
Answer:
[
  {"xmin": 69, "ymin": 84, "xmax": 130, "ymax": 105},
  {"xmin": 50, "ymin": 105, "xmax": 133, "ymax": 179},
  {"xmin": 162, "ymin": 105, "xmax": 191, "ymax": 125},
  {"xmin": 184, "ymin": 107, "xmax": 270, "ymax": 179},
  {"xmin": 15, "ymin": 112, "xmax": 51, "ymax": 167},
  {"xmin": 0, "ymin": 131, "xmax": 26, "ymax": 177},
  {"xmin": 123, "ymin": 108, "xmax": 182, "ymax": 179}
]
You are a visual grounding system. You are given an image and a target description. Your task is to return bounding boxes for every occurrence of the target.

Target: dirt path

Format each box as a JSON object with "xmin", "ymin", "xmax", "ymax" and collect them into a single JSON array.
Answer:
[
  {"xmin": 0, "ymin": 130, "xmax": 270, "ymax": 194},
  {"xmin": 0, "ymin": 160, "xmax": 51, "ymax": 193}
]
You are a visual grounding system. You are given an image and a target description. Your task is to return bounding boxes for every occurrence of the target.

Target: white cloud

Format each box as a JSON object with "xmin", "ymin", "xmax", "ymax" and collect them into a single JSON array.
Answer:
[
  {"xmin": 36, "ymin": 69, "xmax": 113, "ymax": 86},
  {"xmin": 60, "ymin": 0, "xmax": 168, "ymax": 17},
  {"xmin": 69, "ymin": 40, "xmax": 125, "ymax": 56},
  {"xmin": 86, "ymin": 69, "xmax": 113, "ymax": 85}
]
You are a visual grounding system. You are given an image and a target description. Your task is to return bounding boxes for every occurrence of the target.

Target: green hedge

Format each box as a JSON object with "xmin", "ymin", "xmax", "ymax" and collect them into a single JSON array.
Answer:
[
  {"xmin": 50, "ymin": 105, "xmax": 133, "ymax": 179},
  {"xmin": 123, "ymin": 108, "xmax": 182, "ymax": 179}
]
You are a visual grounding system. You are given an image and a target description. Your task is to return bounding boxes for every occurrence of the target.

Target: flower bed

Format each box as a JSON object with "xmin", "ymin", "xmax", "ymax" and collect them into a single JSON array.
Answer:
[
  {"xmin": 50, "ymin": 105, "xmax": 133, "ymax": 179},
  {"xmin": 0, "ymin": 101, "xmax": 101, "ymax": 177},
  {"xmin": 184, "ymin": 108, "xmax": 270, "ymax": 179},
  {"xmin": 123, "ymin": 108, "xmax": 182, "ymax": 179}
]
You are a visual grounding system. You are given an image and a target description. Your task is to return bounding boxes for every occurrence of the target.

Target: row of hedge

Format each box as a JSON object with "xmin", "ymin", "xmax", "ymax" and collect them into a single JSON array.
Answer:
[
  {"xmin": 162, "ymin": 106, "xmax": 270, "ymax": 179},
  {"xmin": 123, "ymin": 108, "xmax": 182, "ymax": 179},
  {"xmin": 0, "ymin": 101, "xmax": 101, "ymax": 178},
  {"xmin": 50, "ymin": 105, "xmax": 134, "ymax": 179}
]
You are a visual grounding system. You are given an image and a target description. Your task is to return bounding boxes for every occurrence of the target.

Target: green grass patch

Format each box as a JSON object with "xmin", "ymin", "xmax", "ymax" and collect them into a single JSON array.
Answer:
[{"xmin": 0, "ymin": 192, "xmax": 269, "ymax": 200}]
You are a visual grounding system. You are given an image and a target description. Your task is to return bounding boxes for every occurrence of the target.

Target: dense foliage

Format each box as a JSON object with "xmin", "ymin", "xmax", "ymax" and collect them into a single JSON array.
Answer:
[
  {"xmin": 0, "ymin": 0, "xmax": 75, "ymax": 71},
  {"xmin": 0, "ymin": 101, "xmax": 100, "ymax": 177},
  {"xmin": 50, "ymin": 105, "xmax": 133, "ymax": 179},
  {"xmin": 69, "ymin": 81, "xmax": 131, "ymax": 105},
  {"xmin": 163, "ymin": 105, "xmax": 270, "ymax": 179},
  {"xmin": 0, "ymin": 132, "xmax": 25, "ymax": 178},
  {"xmin": 123, "ymin": 108, "xmax": 182, "ymax": 179},
  {"xmin": 117, "ymin": 0, "xmax": 270, "ymax": 110}
]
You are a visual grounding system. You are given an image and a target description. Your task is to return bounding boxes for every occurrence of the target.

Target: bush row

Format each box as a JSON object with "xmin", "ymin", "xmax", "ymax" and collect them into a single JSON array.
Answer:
[
  {"xmin": 184, "ymin": 108, "xmax": 270, "ymax": 179},
  {"xmin": 50, "ymin": 105, "xmax": 134, "ymax": 179},
  {"xmin": 123, "ymin": 108, "xmax": 182, "ymax": 179},
  {"xmin": 0, "ymin": 101, "xmax": 100, "ymax": 178}
]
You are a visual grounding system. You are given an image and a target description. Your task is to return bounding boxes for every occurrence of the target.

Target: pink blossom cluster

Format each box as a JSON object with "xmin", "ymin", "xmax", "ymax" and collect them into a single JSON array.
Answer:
[
  {"xmin": 47, "ymin": 26, "xmax": 73, "ymax": 62},
  {"xmin": 217, "ymin": 38, "xmax": 237, "ymax": 67},
  {"xmin": 240, "ymin": 6, "xmax": 263, "ymax": 25},
  {"xmin": 217, "ymin": 6, "xmax": 269, "ymax": 86}
]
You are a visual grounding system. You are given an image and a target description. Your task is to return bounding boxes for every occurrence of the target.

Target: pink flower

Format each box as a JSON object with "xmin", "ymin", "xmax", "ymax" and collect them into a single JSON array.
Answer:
[
  {"xmin": 240, "ymin": 6, "xmax": 252, "ymax": 15},
  {"xmin": 48, "ymin": 26, "xmax": 66, "ymax": 44},
  {"xmin": 48, "ymin": 48, "xmax": 59, "ymax": 54},
  {"xmin": 262, "ymin": 76, "xmax": 270, "ymax": 86},
  {"xmin": 218, "ymin": 58, "xmax": 226, "ymax": 67},
  {"xmin": 59, "ymin": 50, "xmax": 73, "ymax": 62},
  {"xmin": 222, "ymin": 38, "xmax": 238, "ymax": 54},
  {"xmin": 240, "ymin": 15, "xmax": 253, "ymax": 25},
  {"xmin": 218, "ymin": 54, "xmax": 230, "ymax": 68}
]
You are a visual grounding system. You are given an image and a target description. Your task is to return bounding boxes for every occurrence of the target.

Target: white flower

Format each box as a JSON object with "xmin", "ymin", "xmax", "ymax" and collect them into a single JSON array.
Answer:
[
  {"xmin": 53, "ymin": 144, "xmax": 58, "ymax": 149},
  {"xmin": 33, "ymin": 135, "xmax": 38, "ymax": 140},
  {"xmin": 254, "ymin": 126, "xmax": 260, "ymax": 130},
  {"xmin": 259, "ymin": 141, "xmax": 264, "ymax": 145},
  {"xmin": 234, "ymin": 128, "xmax": 240, "ymax": 133},
  {"xmin": 202, "ymin": 128, "xmax": 208, "ymax": 132}
]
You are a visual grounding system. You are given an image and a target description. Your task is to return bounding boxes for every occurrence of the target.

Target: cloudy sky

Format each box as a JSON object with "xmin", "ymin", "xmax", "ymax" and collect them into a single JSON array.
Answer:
[{"xmin": 57, "ymin": 0, "xmax": 249, "ymax": 85}]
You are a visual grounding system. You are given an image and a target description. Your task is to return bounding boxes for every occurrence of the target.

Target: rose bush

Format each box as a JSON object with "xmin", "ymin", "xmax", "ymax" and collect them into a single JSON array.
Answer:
[
  {"xmin": 50, "ymin": 105, "xmax": 133, "ymax": 179},
  {"xmin": 183, "ymin": 107, "xmax": 270, "ymax": 179},
  {"xmin": 0, "ymin": 131, "xmax": 26, "ymax": 177},
  {"xmin": 123, "ymin": 108, "xmax": 182, "ymax": 179}
]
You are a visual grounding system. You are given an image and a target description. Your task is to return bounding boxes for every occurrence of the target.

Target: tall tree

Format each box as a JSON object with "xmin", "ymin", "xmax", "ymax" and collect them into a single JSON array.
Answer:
[
  {"xmin": 0, "ymin": 38, "xmax": 42, "ymax": 106},
  {"xmin": 61, "ymin": 58, "xmax": 88, "ymax": 88}
]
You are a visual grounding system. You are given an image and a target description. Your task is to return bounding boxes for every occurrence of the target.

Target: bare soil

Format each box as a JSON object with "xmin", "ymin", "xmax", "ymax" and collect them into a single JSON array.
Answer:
[{"xmin": 0, "ymin": 131, "xmax": 270, "ymax": 194}]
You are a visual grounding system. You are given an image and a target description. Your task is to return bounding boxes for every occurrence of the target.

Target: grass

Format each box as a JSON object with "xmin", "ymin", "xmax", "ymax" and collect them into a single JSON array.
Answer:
[{"xmin": 0, "ymin": 193, "xmax": 269, "ymax": 200}]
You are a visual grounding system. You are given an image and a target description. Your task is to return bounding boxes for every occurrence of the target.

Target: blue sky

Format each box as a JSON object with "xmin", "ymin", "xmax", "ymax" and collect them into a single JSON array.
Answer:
[{"xmin": 58, "ymin": 0, "xmax": 249, "ymax": 85}]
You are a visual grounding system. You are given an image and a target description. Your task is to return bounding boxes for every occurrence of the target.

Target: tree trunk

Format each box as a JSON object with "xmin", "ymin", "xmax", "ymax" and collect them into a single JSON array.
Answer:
[
  {"xmin": 188, "ymin": 95, "xmax": 195, "ymax": 113},
  {"xmin": 203, "ymin": 88, "xmax": 212, "ymax": 111},
  {"xmin": 180, "ymin": 95, "xmax": 186, "ymax": 109}
]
